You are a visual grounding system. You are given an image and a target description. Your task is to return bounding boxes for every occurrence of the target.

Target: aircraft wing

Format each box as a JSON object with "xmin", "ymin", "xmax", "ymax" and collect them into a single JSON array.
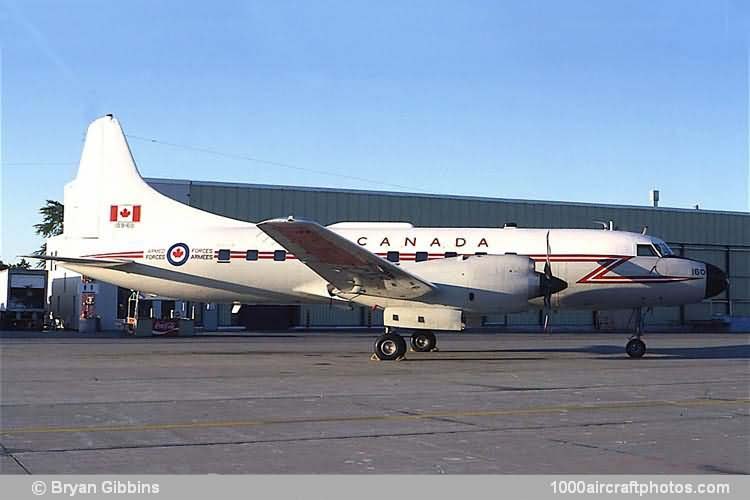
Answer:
[{"xmin": 257, "ymin": 218, "xmax": 436, "ymax": 300}]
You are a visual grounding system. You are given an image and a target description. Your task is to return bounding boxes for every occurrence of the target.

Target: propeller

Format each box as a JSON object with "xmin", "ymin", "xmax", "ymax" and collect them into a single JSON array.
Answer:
[{"xmin": 540, "ymin": 231, "xmax": 568, "ymax": 333}]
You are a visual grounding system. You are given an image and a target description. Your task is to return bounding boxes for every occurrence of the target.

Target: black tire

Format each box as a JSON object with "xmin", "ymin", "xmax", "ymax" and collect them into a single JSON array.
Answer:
[
  {"xmin": 626, "ymin": 338, "xmax": 646, "ymax": 358},
  {"xmin": 374, "ymin": 333, "xmax": 407, "ymax": 361},
  {"xmin": 410, "ymin": 331, "xmax": 437, "ymax": 352}
]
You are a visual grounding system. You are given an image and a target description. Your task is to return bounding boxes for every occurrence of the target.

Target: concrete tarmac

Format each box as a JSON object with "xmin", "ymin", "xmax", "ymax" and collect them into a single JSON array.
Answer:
[{"xmin": 1, "ymin": 331, "xmax": 748, "ymax": 474}]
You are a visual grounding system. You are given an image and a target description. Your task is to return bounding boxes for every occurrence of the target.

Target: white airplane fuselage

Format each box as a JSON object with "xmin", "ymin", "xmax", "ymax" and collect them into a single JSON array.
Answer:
[
  {"xmin": 52, "ymin": 223, "xmax": 709, "ymax": 314},
  {"xmin": 44, "ymin": 115, "xmax": 725, "ymax": 333}
]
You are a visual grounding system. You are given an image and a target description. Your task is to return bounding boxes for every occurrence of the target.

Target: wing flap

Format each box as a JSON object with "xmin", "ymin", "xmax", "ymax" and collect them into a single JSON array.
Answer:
[{"xmin": 257, "ymin": 218, "xmax": 435, "ymax": 300}]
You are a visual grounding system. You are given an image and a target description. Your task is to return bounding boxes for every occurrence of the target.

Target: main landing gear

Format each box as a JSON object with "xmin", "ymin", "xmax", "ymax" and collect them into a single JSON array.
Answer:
[
  {"xmin": 372, "ymin": 329, "xmax": 438, "ymax": 360},
  {"xmin": 410, "ymin": 331, "xmax": 437, "ymax": 353},
  {"xmin": 373, "ymin": 331, "xmax": 407, "ymax": 361},
  {"xmin": 625, "ymin": 307, "xmax": 647, "ymax": 358}
]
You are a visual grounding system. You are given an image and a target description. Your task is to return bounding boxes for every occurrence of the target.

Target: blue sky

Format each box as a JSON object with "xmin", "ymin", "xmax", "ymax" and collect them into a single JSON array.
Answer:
[{"xmin": 1, "ymin": 0, "xmax": 748, "ymax": 262}]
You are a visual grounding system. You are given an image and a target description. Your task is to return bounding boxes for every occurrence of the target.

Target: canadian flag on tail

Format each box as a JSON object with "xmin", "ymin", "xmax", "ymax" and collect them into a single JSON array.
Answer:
[{"xmin": 110, "ymin": 204, "xmax": 141, "ymax": 222}]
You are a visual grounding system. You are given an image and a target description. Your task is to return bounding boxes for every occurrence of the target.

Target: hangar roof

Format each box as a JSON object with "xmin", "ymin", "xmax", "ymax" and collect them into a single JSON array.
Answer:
[{"xmin": 147, "ymin": 177, "xmax": 748, "ymax": 217}]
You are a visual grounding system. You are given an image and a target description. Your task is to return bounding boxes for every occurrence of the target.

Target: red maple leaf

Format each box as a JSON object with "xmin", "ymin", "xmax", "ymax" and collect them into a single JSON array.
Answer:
[
  {"xmin": 172, "ymin": 248, "xmax": 184, "ymax": 258},
  {"xmin": 120, "ymin": 208, "xmax": 131, "ymax": 218}
]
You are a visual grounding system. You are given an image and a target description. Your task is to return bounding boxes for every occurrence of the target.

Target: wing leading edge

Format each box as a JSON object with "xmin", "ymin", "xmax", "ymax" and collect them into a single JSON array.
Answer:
[{"xmin": 257, "ymin": 218, "xmax": 435, "ymax": 300}]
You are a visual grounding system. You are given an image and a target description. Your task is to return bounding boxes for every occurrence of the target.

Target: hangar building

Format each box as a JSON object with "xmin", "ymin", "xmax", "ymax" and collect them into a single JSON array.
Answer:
[{"xmin": 49, "ymin": 178, "xmax": 749, "ymax": 332}]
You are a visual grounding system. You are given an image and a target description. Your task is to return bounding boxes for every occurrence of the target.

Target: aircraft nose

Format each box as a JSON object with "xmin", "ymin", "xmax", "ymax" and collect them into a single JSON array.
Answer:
[{"xmin": 704, "ymin": 263, "xmax": 728, "ymax": 299}]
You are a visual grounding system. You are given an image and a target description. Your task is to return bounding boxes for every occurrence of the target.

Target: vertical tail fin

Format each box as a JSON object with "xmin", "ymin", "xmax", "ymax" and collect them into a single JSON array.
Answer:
[
  {"xmin": 63, "ymin": 115, "xmax": 150, "ymax": 238},
  {"xmin": 62, "ymin": 115, "xmax": 242, "ymax": 240}
]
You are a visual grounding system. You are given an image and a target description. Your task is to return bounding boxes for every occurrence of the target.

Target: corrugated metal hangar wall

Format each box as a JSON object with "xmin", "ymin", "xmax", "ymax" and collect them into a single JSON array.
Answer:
[{"xmin": 150, "ymin": 179, "xmax": 749, "ymax": 330}]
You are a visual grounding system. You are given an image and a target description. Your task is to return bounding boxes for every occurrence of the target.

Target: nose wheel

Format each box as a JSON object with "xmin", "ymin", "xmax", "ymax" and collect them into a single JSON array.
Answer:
[
  {"xmin": 626, "ymin": 338, "xmax": 646, "ymax": 358},
  {"xmin": 410, "ymin": 331, "xmax": 437, "ymax": 352}
]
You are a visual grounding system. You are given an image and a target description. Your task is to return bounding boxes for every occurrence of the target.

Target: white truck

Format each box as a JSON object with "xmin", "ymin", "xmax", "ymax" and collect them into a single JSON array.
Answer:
[{"xmin": 0, "ymin": 268, "xmax": 48, "ymax": 330}]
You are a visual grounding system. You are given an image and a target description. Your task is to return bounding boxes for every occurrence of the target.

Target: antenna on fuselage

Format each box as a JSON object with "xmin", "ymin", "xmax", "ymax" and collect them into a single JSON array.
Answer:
[{"xmin": 593, "ymin": 220, "xmax": 615, "ymax": 231}]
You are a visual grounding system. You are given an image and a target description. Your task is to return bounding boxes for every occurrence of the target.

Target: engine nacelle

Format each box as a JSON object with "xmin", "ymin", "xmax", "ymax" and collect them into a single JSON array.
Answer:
[{"xmin": 401, "ymin": 254, "xmax": 543, "ymax": 314}]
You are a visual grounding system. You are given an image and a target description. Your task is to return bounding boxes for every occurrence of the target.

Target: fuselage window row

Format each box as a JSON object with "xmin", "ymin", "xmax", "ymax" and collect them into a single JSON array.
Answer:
[{"xmin": 221, "ymin": 250, "xmax": 491, "ymax": 262}]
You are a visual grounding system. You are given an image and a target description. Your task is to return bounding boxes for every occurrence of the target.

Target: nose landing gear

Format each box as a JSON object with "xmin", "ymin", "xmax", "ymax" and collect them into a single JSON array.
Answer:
[
  {"xmin": 626, "ymin": 337, "xmax": 646, "ymax": 358},
  {"xmin": 625, "ymin": 307, "xmax": 647, "ymax": 358}
]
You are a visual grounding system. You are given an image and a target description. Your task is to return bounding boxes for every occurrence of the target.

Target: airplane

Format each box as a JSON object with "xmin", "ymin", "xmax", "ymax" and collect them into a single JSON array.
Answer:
[{"xmin": 29, "ymin": 115, "xmax": 728, "ymax": 360}]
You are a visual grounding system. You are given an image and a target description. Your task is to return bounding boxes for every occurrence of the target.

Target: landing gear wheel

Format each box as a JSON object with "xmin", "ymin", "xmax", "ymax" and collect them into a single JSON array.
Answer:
[
  {"xmin": 626, "ymin": 338, "xmax": 646, "ymax": 358},
  {"xmin": 374, "ymin": 333, "xmax": 407, "ymax": 361},
  {"xmin": 410, "ymin": 331, "xmax": 437, "ymax": 352}
]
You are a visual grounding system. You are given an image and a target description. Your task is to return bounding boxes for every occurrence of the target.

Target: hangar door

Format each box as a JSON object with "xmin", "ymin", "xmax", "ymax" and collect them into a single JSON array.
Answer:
[{"xmin": 238, "ymin": 305, "xmax": 299, "ymax": 331}]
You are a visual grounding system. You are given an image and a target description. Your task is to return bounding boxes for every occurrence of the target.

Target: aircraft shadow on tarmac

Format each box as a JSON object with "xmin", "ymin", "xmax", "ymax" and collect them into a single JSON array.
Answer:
[
  {"xmin": 437, "ymin": 344, "xmax": 750, "ymax": 360},
  {"xmin": 405, "ymin": 356, "xmax": 549, "ymax": 362}
]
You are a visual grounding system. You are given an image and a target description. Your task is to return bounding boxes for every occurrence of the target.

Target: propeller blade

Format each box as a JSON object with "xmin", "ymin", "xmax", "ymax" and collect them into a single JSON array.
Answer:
[
  {"xmin": 541, "ymin": 230, "xmax": 561, "ymax": 334},
  {"xmin": 545, "ymin": 231, "xmax": 552, "ymax": 277}
]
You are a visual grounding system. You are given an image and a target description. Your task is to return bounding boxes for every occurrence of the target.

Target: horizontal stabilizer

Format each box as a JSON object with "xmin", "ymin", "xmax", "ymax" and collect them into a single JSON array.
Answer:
[
  {"xmin": 24, "ymin": 255, "xmax": 297, "ymax": 303},
  {"xmin": 20, "ymin": 255, "xmax": 132, "ymax": 268}
]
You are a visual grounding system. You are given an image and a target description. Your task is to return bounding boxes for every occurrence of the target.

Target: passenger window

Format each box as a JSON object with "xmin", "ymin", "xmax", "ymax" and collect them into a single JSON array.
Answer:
[
  {"xmin": 415, "ymin": 251, "xmax": 428, "ymax": 262},
  {"xmin": 274, "ymin": 250, "xmax": 286, "ymax": 261},
  {"xmin": 217, "ymin": 249, "xmax": 230, "ymax": 262},
  {"xmin": 387, "ymin": 251, "xmax": 400, "ymax": 263},
  {"xmin": 637, "ymin": 244, "xmax": 657, "ymax": 257},
  {"xmin": 444, "ymin": 251, "xmax": 458, "ymax": 258},
  {"xmin": 246, "ymin": 250, "xmax": 258, "ymax": 261}
]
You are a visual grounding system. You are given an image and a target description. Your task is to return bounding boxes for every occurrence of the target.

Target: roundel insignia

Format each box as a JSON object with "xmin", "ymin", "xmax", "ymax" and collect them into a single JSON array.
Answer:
[{"xmin": 167, "ymin": 243, "xmax": 190, "ymax": 266}]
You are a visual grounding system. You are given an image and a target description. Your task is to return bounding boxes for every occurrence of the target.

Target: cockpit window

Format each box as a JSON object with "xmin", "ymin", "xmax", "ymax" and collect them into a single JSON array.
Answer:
[
  {"xmin": 637, "ymin": 244, "xmax": 658, "ymax": 257},
  {"xmin": 657, "ymin": 243, "xmax": 674, "ymax": 256}
]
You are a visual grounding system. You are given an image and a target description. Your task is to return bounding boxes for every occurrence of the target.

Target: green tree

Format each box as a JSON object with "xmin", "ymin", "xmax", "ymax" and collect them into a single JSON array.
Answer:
[
  {"xmin": 32, "ymin": 200, "xmax": 64, "ymax": 268},
  {"xmin": 11, "ymin": 258, "xmax": 31, "ymax": 269}
]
